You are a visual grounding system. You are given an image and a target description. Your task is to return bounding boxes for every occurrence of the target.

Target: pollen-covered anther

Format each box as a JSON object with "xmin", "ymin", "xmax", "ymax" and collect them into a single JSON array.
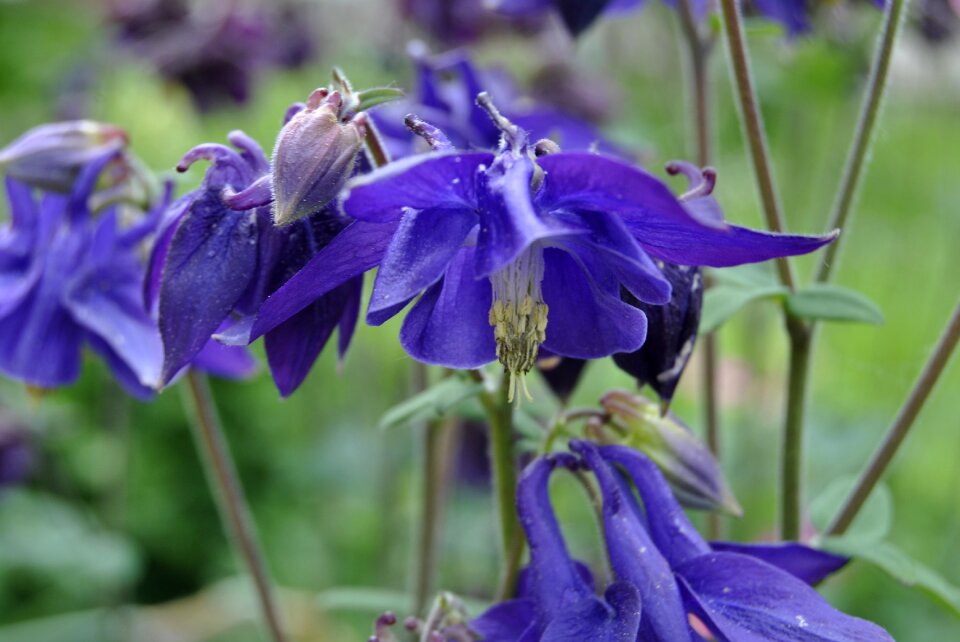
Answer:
[{"xmin": 489, "ymin": 248, "xmax": 548, "ymax": 402}]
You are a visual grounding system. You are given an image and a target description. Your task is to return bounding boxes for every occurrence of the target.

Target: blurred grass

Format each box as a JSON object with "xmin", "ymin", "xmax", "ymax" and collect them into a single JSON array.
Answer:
[{"xmin": 1, "ymin": 0, "xmax": 959, "ymax": 640}]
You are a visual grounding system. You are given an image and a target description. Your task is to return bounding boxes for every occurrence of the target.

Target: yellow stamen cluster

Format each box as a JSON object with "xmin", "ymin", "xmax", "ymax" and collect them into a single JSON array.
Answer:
[{"xmin": 489, "ymin": 248, "xmax": 548, "ymax": 402}]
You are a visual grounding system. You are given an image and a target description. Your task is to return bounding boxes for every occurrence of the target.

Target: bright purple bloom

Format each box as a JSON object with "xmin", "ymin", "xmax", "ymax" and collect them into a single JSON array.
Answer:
[
  {"xmin": 151, "ymin": 130, "xmax": 360, "ymax": 396},
  {"xmin": 252, "ymin": 111, "xmax": 836, "ymax": 397},
  {"xmin": 0, "ymin": 151, "xmax": 162, "ymax": 398},
  {"xmin": 472, "ymin": 454, "xmax": 643, "ymax": 641},
  {"xmin": 372, "ymin": 48, "xmax": 618, "ymax": 158},
  {"xmin": 571, "ymin": 440, "xmax": 894, "ymax": 642}
]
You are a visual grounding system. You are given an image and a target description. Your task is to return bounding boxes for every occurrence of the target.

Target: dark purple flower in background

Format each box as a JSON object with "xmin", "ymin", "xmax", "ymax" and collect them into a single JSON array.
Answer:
[
  {"xmin": 472, "ymin": 454, "xmax": 642, "ymax": 641},
  {"xmin": 490, "ymin": 0, "xmax": 707, "ymax": 37},
  {"xmin": 373, "ymin": 47, "xmax": 620, "ymax": 159},
  {"xmin": 0, "ymin": 420, "xmax": 33, "ymax": 490},
  {"xmin": 151, "ymin": 127, "xmax": 361, "ymax": 397},
  {"xmin": 0, "ymin": 151, "xmax": 162, "ymax": 398},
  {"xmin": 572, "ymin": 440, "xmax": 892, "ymax": 642},
  {"xmin": 916, "ymin": 0, "xmax": 960, "ymax": 43},
  {"xmin": 106, "ymin": 0, "xmax": 317, "ymax": 111},
  {"xmin": 253, "ymin": 105, "xmax": 836, "ymax": 400},
  {"xmin": 399, "ymin": 0, "xmax": 546, "ymax": 45}
]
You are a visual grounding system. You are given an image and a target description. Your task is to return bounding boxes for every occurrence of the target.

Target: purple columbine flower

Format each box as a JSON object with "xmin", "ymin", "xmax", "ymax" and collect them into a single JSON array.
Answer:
[
  {"xmin": 571, "ymin": 440, "xmax": 892, "ymax": 642},
  {"xmin": 372, "ymin": 47, "xmax": 618, "ymax": 159},
  {"xmin": 252, "ymin": 99, "xmax": 836, "ymax": 399},
  {"xmin": 0, "ymin": 150, "xmax": 163, "ymax": 398},
  {"xmin": 472, "ymin": 453, "xmax": 643, "ymax": 641},
  {"xmin": 151, "ymin": 128, "xmax": 360, "ymax": 396}
]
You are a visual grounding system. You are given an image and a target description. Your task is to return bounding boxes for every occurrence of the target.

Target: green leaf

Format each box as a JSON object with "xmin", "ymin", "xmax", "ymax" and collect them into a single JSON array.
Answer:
[
  {"xmin": 809, "ymin": 476, "xmax": 892, "ymax": 544},
  {"xmin": 700, "ymin": 283, "xmax": 787, "ymax": 334},
  {"xmin": 820, "ymin": 538, "xmax": 960, "ymax": 618},
  {"xmin": 354, "ymin": 87, "xmax": 405, "ymax": 112},
  {"xmin": 786, "ymin": 284, "xmax": 884, "ymax": 325},
  {"xmin": 378, "ymin": 377, "xmax": 484, "ymax": 430}
]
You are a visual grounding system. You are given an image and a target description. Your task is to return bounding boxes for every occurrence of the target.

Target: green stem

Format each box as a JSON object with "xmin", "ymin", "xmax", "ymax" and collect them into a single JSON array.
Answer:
[
  {"xmin": 414, "ymin": 415, "xmax": 457, "ymax": 616},
  {"xmin": 475, "ymin": 373, "xmax": 521, "ymax": 600},
  {"xmin": 180, "ymin": 371, "xmax": 288, "ymax": 642},
  {"xmin": 781, "ymin": 319, "xmax": 812, "ymax": 540},
  {"xmin": 827, "ymin": 301, "xmax": 960, "ymax": 536},
  {"xmin": 717, "ymin": 0, "xmax": 795, "ymax": 291},
  {"xmin": 816, "ymin": 0, "xmax": 910, "ymax": 283}
]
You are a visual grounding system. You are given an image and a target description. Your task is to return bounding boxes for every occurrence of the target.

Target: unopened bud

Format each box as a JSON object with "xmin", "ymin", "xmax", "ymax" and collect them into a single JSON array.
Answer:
[
  {"xmin": 0, "ymin": 121, "xmax": 127, "ymax": 192},
  {"xmin": 271, "ymin": 88, "xmax": 366, "ymax": 225},
  {"xmin": 599, "ymin": 389, "xmax": 741, "ymax": 516}
]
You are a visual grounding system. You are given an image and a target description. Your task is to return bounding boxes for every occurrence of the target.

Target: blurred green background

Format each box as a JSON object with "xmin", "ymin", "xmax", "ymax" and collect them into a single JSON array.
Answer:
[{"xmin": 1, "ymin": 0, "xmax": 958, "ymax": 640}]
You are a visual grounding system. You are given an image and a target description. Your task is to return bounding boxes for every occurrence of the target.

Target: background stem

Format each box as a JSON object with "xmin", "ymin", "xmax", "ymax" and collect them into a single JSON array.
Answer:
[
  {"xmin": 817, "ymin": 0, "xmax": 910, "ymax": 283},
  {"xmin": 181, "ymin": 371, "xmax": 288, "ymax": 642},
  {"xmin": 781, "ymin": 319, "xmax": 812, "ymax": 539},
  {"xmin": 718, "ymin": 0, "xmax": 795, "ymax": 291},
  {"xmin": 827, "ymin": 301, "xmax": 960, "ymax": 535}
]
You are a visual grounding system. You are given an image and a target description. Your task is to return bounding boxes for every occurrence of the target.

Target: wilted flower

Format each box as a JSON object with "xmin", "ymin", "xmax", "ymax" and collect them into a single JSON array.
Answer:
[
  {"xmin": 253, "ymin": 101, "xmax": 836, "ymax": 400},
  {"xmin": 472, "ymin": 454, "xmax": 642, "ymax": 641},
  {"xmin": 0, "ymin": 121, "xmax": 128, "ymax": 193},
  {"xmin": 271, "ymin": 88, "xmax": 367, "ymax": 226},
  {"xmin": 572, "ymin": 440, "xmax": 892, "ymax": 642},
  {"xmin": 152, "ymin": 129, "xmax": 360, "ymax": 396}
]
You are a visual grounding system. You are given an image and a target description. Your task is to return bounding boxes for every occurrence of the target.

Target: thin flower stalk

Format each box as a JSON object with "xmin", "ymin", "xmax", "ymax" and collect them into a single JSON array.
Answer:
[
  {"xmin": 181, "ymin": 371, "xmax": 288, "ymax": 642},
  {"xmin": 817, "ymin": 0, "xmax": 911, "ymax": 284}
]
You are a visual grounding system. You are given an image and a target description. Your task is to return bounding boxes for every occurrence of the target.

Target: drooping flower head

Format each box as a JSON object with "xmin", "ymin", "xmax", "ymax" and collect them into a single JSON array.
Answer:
[
  {"xmin": 472, "ymin": 454, "xmax": 642, "ymax": 640},
  {"xmin": 152, "ymin": 120, "xmax": 361, "ymax": 397},
  {"xmin": 253, "ymin": 96, "xmax": 837, "ymax": 400},
  {"xmin": 570, "ymin": 440, "xmax": 893, "ymax": 641}
]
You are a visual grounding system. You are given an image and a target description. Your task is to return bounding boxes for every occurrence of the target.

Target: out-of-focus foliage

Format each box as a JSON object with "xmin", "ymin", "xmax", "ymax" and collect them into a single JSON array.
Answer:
[{"xmin": 0, "ymin": 0, "xmax": 958, "ymax": 640}]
